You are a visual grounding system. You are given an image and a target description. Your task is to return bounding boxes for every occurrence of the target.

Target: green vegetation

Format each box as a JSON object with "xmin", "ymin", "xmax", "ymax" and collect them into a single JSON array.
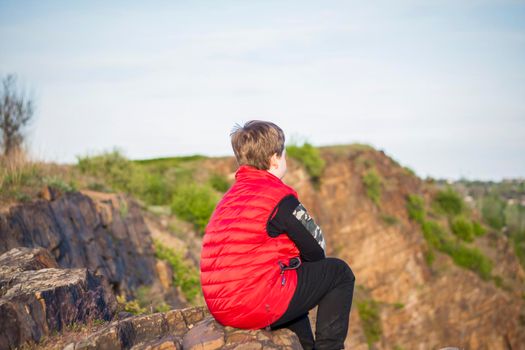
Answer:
[
  {"xmin": 209, "ymin": 173, "xmax": 230, "ymax": 192},
  {"xmin": 357, "ymin": 299, "xmax": 382, "ymax": 346},
  {"xmin": 450, "ymin": 215, "xmax": 475, "ymax": 242},
  {"xmin": 154, "ymin": 239, "xmax": 201, "ymax": 304},
  {"xmin": 393, "ymin": 302, "xmax": 404, "ymax": 310},
  {"xmin": 407, "ymin": 191, "xmax": 494, "ymax": 281},
  {"xmin": 406, "ymin": 194, "xmax": 425, "ymax": 224},
  {"xmin": 432, "ymin": 187, "xmax": 464, "ymax": 216},
  {"xmin": 286, "ymin": 141, "xmax": 325, "ymax": 184},
  {"xmin": 481, "ymin": 195, "xmax": 506, "ymax": 230},
  {"xmin": 380, "ymin": 214, "xmax": 399, "ymax": 226},
  {"xmin": 513, "ymin": 230, "xmax": 525, "ymax": 269},
  {"xmin": 116, "ymin": 285, "xmax": 171, "ymax": 315},
  {"xmin": 472, "ymin": 221, "xmax": 486, "ymax": 237},
  {"xmin": 77, "ymin": 149, "xmax": 139, "ymax": 193},
  {"xmin": 171, "ymin": 183, "xmax": 219, "ymax": 233},
  {"xmin": 362, "ymin": 169, "xmax": 382, "ymax": 207}
]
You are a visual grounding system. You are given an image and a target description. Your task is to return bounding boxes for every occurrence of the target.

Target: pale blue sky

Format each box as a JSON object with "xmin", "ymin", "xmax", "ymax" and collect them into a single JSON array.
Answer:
[{"xmin": 1, "ymin": 0, "xmax": 524, "ymax": 181}]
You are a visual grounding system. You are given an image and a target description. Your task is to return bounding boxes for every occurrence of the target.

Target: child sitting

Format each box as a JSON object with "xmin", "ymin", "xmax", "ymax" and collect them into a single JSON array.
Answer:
[{"xmin": 200, "ymin": 120, "xmax": 355, "ymax": 350}]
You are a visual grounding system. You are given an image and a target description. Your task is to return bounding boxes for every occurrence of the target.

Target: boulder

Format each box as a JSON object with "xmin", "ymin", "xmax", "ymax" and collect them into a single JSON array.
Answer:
[{"xmin": 0, "ymin": 247, "xmax": 116, "ymax": 349}]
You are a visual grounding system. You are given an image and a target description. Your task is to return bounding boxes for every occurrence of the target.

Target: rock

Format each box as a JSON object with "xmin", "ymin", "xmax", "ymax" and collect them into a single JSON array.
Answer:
[
  {"xmin": 69, "ymin": 308, "xmax": 301, "ymax": 350},
  {"xmin": 0, "ymin": 247, "xmax": 116, "ymax": 349},
  {"xmin": 0, "ymin": 191, "xmax": 160, "ymax": 297},
  {"xmin": 156, "ymin": 259, "xmax": 173, "ymax": 290},
  {"xmin": 182, "ymin": 317, "xmax": 225, "ymax": 350}
]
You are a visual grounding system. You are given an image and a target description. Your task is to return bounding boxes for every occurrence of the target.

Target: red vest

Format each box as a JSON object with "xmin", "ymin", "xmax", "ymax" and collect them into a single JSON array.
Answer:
[{"xmin": 200, "ymin": 165, "xmax": 300, "ymax": 329}]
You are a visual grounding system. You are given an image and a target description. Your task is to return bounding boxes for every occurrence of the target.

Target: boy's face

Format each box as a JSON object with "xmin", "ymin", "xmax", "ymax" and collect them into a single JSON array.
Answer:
[{"xmin": 269, "ymin": 148, "xmax": 287, "ymax": 179}]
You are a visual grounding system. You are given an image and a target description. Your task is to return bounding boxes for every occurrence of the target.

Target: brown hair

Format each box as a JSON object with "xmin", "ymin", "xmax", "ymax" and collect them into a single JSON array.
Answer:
[{"xmin": 230, "ymin": 120, "xmax": 285, "ymax": 170}]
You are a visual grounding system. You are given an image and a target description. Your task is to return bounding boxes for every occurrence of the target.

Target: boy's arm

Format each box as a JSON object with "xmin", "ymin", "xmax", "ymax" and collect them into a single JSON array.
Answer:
[{"xmin": 267, "ymin": 194, "xmax": 326, "ymax": 261}]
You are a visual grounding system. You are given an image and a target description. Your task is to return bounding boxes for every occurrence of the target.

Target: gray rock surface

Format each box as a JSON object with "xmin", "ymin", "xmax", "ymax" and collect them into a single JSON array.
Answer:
[{"xmin": 0, "ymin": 247, "xmax": 116, "ymax": 349}]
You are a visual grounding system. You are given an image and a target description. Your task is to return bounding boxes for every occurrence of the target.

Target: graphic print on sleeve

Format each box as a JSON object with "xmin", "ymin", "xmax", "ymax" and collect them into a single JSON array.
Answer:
[{"xmin": 292, "ymin": 204, "xmax": 326, "ymax": 251}]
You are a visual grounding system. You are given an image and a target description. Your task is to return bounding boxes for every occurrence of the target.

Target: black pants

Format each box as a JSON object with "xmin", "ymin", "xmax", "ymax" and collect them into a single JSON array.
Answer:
[{"xmin": 270, "ymin": 258, "xmax": 355, "ymax": 350}]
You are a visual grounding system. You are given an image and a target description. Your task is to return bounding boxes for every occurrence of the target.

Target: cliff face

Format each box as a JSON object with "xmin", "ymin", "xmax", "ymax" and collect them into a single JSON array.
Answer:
[
  {"xmin": 293, "ymin": 147, "xmax": 525, "ymax": 349},
  {"xmin": 0, "ymin": 189, "xmax": 161, "ymax": 297}
]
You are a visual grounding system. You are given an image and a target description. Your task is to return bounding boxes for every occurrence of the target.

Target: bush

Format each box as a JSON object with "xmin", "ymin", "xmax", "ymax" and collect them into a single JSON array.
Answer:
[
  {"xmin": 171, "ymin": 184, "xmax": 219, "ymax": 233},
  {"xmin": 472, "ymin": 221, "xmax": 486, "ymax": 237},
  {"xmin": 77, "ymin": 149, "xmax": 138, "ymax": 193},
  {"xmin": 406, "ymin": 194, "xmax": 425, "ymax": 224},
  {"xmin": 450, "ymin": 216, "xmax": 474, "ymax": 242},
  {"xmin": 140, "ymin": 173, "xmax": 174, "ymax": 205},
  {"xmin": 286, "ymin": 142, "xmax": 325, "ymax": 183},
  {"xmin": 433, "ymin": 187, "xmax": 463, "ymax": 216},
  {"xmin": 357, "ymin": 299, "xmax": 382, "ymax": 346},
  {"xmin": 362, "ymin": 169, "xmax": 382, "ymax": 206},
  {"xmin": 440, "ymin": 241, "xmax": 493, "ymax": 280},
  {"xmin": 154, "ymin": 239, "xmax": 201, "ymax": 304},
  {"xmin": 209, "ymin": 173, "xmax": 230, "ymax": 192},
  {"xmin": 421, "ymin": 220, "xmax": 447, "ymax": 248}
]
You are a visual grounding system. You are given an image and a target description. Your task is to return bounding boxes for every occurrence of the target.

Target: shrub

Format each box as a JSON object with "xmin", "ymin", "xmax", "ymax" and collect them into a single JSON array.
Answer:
[
  {"xmin": 171, "ymin": 183, "xmax": 219, "ymax": 233},
  {"xmin": 421, "ymin": 220, "xmax": 447, "ymax": 248},
  {"xmin": 209, "ymin": 173, "xmax": 230, "ymax": 192},
  {"xmin": 362, "ymin": 169, "xmax": 382, "ymax": 206},
  {"xmin": 154, "ymin": 239, "xmax": 201, "ymax": 304},
  {"xmin": 406, "ymin": 194, "xmax": 425, "ymax": 224},
  {"xmin": 286, "ymin": 142, "xmax": 325, "ymax": 183},
  {"xmin": 450, "ymin": 216, "xmax": 474, "ymax": 242},
  {"xmin": 77, "ymin": 149, "xmax": 137, "ymax": 193},
  {"xmin": 440, "ymin": 241, "xmax": 493, "ymax": 280},
  {"xmin": 433, "ymin": 187, "xmax": 463, "ymax": 216},
  {"xmin": 472, "ymin": 221, "xmax": 486, "ymax": 237},
  {"xmin": 357, "ymin": 299, "xmax": 382, "ymax": 346},
  {"xmin": 140, "ymin": 173, "xmax": 173, "ymax": 205}
]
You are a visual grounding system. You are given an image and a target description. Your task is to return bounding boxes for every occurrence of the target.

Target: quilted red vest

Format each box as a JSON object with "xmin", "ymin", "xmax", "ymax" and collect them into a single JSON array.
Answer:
[{"xmin": 200, "ymin": 165, "xmax": 300, "ymax": 329}]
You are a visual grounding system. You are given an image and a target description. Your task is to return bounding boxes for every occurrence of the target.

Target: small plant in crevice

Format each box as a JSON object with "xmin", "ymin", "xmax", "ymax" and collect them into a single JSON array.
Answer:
[{"xmin": 362, "ymin": 168, "xmax": 382, "ymax": 207}]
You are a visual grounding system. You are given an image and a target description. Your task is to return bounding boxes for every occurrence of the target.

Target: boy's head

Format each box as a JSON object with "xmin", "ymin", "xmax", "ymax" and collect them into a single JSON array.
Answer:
[{"xmin": 230, "ymin": 120, "xmax": 286, "ymax": 175}]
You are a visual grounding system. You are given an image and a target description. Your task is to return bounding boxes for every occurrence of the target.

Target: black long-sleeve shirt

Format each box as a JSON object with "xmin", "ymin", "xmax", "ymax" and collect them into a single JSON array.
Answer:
[{"xmin": 267, "ymin": 195, "xmax": 326, "ymax": 262}]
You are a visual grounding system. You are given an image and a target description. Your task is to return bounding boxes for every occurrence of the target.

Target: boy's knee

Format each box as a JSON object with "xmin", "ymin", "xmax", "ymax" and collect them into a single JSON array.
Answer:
[{"xmin": 327, "ymin": 257, "xmax": 356, "ymax": 283}]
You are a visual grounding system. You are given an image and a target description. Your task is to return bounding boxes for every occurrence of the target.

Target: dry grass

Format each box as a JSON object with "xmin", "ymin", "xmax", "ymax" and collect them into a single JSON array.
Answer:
[{"xmin": 0, "ymin": 147, "xmax": 83, "ymax": 212}]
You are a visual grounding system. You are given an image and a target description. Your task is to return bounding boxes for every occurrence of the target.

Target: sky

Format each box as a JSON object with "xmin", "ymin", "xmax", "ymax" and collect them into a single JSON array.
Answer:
[{"xmin": 1, "ymin": 0, "xmax": 524, "ymax": 181}]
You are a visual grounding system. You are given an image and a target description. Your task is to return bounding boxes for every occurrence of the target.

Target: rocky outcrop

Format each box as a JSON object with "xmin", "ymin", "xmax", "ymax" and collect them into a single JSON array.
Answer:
[
  {"xmin": 68, "ymin": 306, "xmax": 301, "ymax": 350},
  {"xmin": 0, "ymin": 247, "xmax": 116, "ymax": 349},
  {"xmin": 0, "ymin": 189, "xmax": 166, "ymax": 298}
]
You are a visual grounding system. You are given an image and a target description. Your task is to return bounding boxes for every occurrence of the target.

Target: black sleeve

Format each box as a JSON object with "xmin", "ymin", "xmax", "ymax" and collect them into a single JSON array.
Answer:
[{"xmin": 267, "ymin": 195, "xmax": 326, "ymax": 262}]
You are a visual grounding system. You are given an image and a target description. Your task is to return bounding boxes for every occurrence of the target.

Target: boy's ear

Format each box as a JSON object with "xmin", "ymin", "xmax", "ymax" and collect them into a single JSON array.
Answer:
[{"xmin": 269, "ymin": 153, "xmax": 278, "ymax": 169}]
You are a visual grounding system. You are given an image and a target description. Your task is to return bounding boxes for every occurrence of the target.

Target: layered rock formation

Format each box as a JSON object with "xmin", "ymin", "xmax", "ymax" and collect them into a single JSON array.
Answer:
[
  {"xmin": 0, "ymin": 188, "xmax": 181, "ymax": 304},
  {"xmin": 0, "ymin": 247, "xmax": 116, "ymax": 349},
  {"xmin": 67, "ymin": 306, "xmax": 301, "ymax": 350}
]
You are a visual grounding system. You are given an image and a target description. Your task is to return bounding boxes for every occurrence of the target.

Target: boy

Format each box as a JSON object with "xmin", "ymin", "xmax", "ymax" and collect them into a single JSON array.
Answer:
[{"xmin": 200, "ymin": 120, "xmax": 355, "ymax": 350}]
